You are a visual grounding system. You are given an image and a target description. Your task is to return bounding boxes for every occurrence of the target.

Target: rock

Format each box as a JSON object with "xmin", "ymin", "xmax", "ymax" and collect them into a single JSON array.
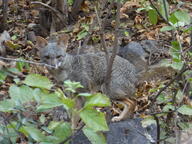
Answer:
[{"xmin": 70, "ymin": 118, "xmax": 157, "ymax": 144}]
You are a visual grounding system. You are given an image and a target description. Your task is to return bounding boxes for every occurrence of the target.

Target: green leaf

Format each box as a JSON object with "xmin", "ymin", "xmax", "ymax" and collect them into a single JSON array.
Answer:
[
  {"xmin": 178, "ymin": 122, "xmax": 192, "ymax": 130},
  {"xmin": 170, "ymin": 41, "xmax": 181, "ymax": 60},
  {"xmin": 176, "ymin": 90, "xmax": 184, "ymax": 103},
  {"xmin": 80, "ymin": 108, "xmax": 109, "ymax": 132},
  {"xmin": 16, "ymin": 58, "xmax": 30, "ymax": 72},
  {"xmin": 174, "ymin": 10, "xmax": 191, "ymax": 25},
  {"xmin": 48, "ymin": 121, "xmax": 62, "ymax": 130},
  {"xmin": 0, "ymin": 70, "xmax": 7, "ymax": 83},
  {"xmin": 40, "ymin": 114, "xmax": 46, "ymax": 124},
  {"xmin": 5, "ymin": 40, "xmax": 21, "ymax": 49},
  {"xmin": 169, "ymin": 61, "xmax": 184, "ymax": 70},
  {"xmin": 159, "ymin": 0, "xmax": 169, "ymax": 19},
  {"xmin": 82, "ymin": 24, "xmax": 89, "ymax": 31},
  {"xmin": 22, "ymin": 126, "xmax": 47, "ymax": 142},
  {"xmin": 53, "ymin": 122, "xmax": 72, "ymax": 144},
  {"xmin": 9, "ymin": 85, "xmax": 34, "ymax": 104},
  {"xmin": 23, "ymin": 74, "xmax": 53, "ymax": 90},
  {"xmin": 141, "ymin": 117, "xmax": 156, "ymax": 128},
  {"xmin": 83, "ymin": 127, "xmax": 106, "ymax": 144},
  {"xmin": 67, "ymin": 0, "xmax": 73, "ymax": 6},
  {"xmin": 36, "ymin": 90, "xmax": 74, "ymax": 112},
  {"xmin": 36, "ymin": 92, "xmax": 64, "ymax": 112},
  {"xmin": 64, "ymin": 80, "xmax": 83, "ymax": 93},
  {"xmin": 11, "ymin": 35, "xmax": 17, "ymax": 40},
  {"xmin": 124, "ymin": 31, "xmax": 129, "ymax": 37},
  {"xmin": 77, "ymin": 30, "xmax": 88, "ymax": 40},
  {"xmin": 60, "ymin": 97, "xmax": 75, "ymax": 109},
  {"xmin": 157, "ymin": 94, "xmax": 171, "ymax": 104},
  {"xmin": 169, "ymin": 13, "xmax": 179, "ymax": 24},
  {"xmin": 160, "ymin": 26, "xmax": 175, "ymax": 32},
  {"xmin": 78, "ymin": 93, "xmax": 93, "ymax": 97},
  {"xmin": 0, "ymin": 99, "xmax": 15, "ymax": 112},
  {"xmin": 178, "ymin": 105, "xmax": 192, "ymax": 116},
  {"xmin": 163, "ymin": 104, "xmax": 174, "ymax": 112},
  {"xmin": 148, "ymin": 9, "xmax": 157, "ymax": 25},
  {"xmin": 183, "ymin": 26, "xmax": 192, "ymax": 33},
  {"xmin": 84, "ymin": 93, "xmax": 111, "ymax": 107}
]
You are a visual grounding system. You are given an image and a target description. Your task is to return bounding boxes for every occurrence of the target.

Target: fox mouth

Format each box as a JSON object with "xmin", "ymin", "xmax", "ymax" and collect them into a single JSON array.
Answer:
[{"xmin": 55, "ymin": 61, "xmax": 62, "ymax": 69}]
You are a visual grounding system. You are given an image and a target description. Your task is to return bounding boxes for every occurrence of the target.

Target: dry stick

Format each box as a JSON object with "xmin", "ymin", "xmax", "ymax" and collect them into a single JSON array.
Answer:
[
  {"xmin": 81, "ymin": 0, "xmax": 110, "ymax": 53},
  {"xmin": 71, "ymin": 0, "xmax": 84, "ymax": 21},
  {"xmin": 80, "ymin": 17, "xmax": 97, "ymax": 53},
  {"xmin": 153, "ymin": 115, "xmax": 160, "ymax": 144},
  {"xmin": 81, "ymin": 0, "xmax": 112, "ymax": 56},
  {"xmin": 31, "ymin": 1, "xmax": 66, "ymax": 25},
  {"xmin": 151, "ymin": 65, "xmax": 189, "ymax": 103},
  {"xmin": 0, "ymin": 56, "xmax": 55, "ymax": 68},
  {"xmin": 2, "ymin": 0, "xmax": 8, "ymax": 31},
  {"xmin": 94, "ymin": 5, "xmax": 109, "ymax": 64},
  {"xmin": 190, "ymin": 18, "xmax": 192, "ymax": 51},
  {"xmin": 105, "ymin": 2, "xmax": 121, "ymax": 88}
]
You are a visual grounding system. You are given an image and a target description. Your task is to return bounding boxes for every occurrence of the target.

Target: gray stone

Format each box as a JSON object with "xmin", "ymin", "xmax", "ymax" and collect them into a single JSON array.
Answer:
[{"xmin": 70, "ymin": 118, "xmax": 157, "ymax": 144}]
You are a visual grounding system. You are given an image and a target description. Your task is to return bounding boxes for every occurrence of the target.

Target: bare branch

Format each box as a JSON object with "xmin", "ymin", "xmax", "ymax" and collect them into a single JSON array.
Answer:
[
  {"xmin": 105, "ymin": 1, "xmax": 121, "ymax": 88},
  {"xmin": 151, "ymin": 65, "xmax": 189, "ymax": 103},
  {"xmin": 31, "ymin": 1, "xmax": 66, "ymax": 25},
  {"xmin": 2, "ymin": 0, "xmax": 8, "ymax": 31},
  {"xmin": 154, "ymin": 115, "xmax": 160, "ymax": 144},
  {"xmin": 0, "ymin": 56, "xmax": 55, "ymax": 68},
  {"xmin": 94, "ymin": 5, "xmax": 109, "ymax": 64}
]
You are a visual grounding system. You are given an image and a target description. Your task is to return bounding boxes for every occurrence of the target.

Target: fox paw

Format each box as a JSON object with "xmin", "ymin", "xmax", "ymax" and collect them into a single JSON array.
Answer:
[{"xmin": 111, "ymin": 116, "xmax": 122, "ymax": 122}]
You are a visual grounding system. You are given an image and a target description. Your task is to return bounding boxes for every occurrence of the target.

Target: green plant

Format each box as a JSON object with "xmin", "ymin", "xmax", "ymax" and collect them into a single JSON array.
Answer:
[
  {"xmin": 138, "ymin": 0, "xmax": 192, "ymax": 142},
  {"xmin": 0, "ymin": 73, "xmax": 110, "ymax": 144}
]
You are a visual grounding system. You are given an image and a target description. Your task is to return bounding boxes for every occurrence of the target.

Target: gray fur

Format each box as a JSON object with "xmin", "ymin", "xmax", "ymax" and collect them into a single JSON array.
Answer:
[{"xmin": 38, "ymin": 39, "xmax": 137, "ymax": 100}]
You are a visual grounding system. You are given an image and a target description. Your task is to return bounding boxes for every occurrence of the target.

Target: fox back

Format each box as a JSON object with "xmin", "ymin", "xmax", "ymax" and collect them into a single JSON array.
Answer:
[{"xmin": 36, "ymin": 34, "xmax": 137, "ymax": 100}]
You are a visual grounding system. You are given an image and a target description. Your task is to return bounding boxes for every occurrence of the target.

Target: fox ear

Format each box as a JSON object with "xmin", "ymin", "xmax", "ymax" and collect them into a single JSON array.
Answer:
[
  {"xmin": 57, "ymin": 34, "xmax": 69, "ymax": 52},
  {"xmin": 36, "ymin": 36, "xmax": 48, "ymax": 49}
]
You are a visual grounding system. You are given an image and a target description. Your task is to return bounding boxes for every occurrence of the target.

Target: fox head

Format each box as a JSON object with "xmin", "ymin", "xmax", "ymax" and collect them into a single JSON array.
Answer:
[{"xmin": 36, "ymin": 34, "xmax": 69, "ymax": 69}]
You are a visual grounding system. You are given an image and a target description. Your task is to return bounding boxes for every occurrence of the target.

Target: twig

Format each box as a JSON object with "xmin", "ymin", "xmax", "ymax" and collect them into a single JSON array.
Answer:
[
  {"xmin": 151, "ymin": 65, "xmax": 189, "ymax": 103},
  {"xmin": 94, "ymin": 5, "xmax": 109, "ymax": 64},
  {"xmin": 190, "ymin": 18, "xmax": 192, "ymax": 51},
  {"xmin": 0, "ymin": 56, "xmax": 55, "ymax": 68},
  {"xmin": 153, "ymin": 115, "xmax": 160, "ymax": 144},
  {"xmin": 148, "ymin": 0, "xmax": 172, "ymax": 26},
  {"xmin": 70, "ymin": 0, "xmax": 84, "ymax": 21},
  {"xmin": 31, "ymin": 1, "xmax": 66, "ymax": 25},
  {"xmin": 105, "ymin": 1, "xmax": 121, "ymax": 88},
  {"xmin": 81, "ymin": 17, "xmax": 97, "ymax": 53},
  {"xmin": 81, "ymin": 0, "xmax": 111, "ymax": 54},
  {"xmin": 2, "ymin": 0, "xmax": 8, "ymax": 31}
]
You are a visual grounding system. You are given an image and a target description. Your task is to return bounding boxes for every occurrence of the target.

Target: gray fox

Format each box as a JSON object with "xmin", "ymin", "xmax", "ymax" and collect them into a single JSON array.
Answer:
[{"xmin": 36, "ymin": 34, "xmax": 138, "ymax": 122}]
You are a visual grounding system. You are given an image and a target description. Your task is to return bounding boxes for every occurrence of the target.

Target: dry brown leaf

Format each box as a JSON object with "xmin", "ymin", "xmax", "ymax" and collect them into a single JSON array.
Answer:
[
  {"xmin": 120, "ymin": 1, "xmax": 140, "ymax": 13},
  {"xmin": 134, "ymin": 15, "xmax": 143, "ymax": 24}
]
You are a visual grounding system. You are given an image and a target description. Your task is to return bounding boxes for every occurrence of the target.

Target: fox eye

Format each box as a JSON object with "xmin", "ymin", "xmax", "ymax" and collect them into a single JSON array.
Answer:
[
  {"xmin": 56, "ymin": 55, "xmax": 62, "ymax": 58},
  {"xmin": 45, "ymin": 56, "xmax": 50, "ymax": 59}
]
